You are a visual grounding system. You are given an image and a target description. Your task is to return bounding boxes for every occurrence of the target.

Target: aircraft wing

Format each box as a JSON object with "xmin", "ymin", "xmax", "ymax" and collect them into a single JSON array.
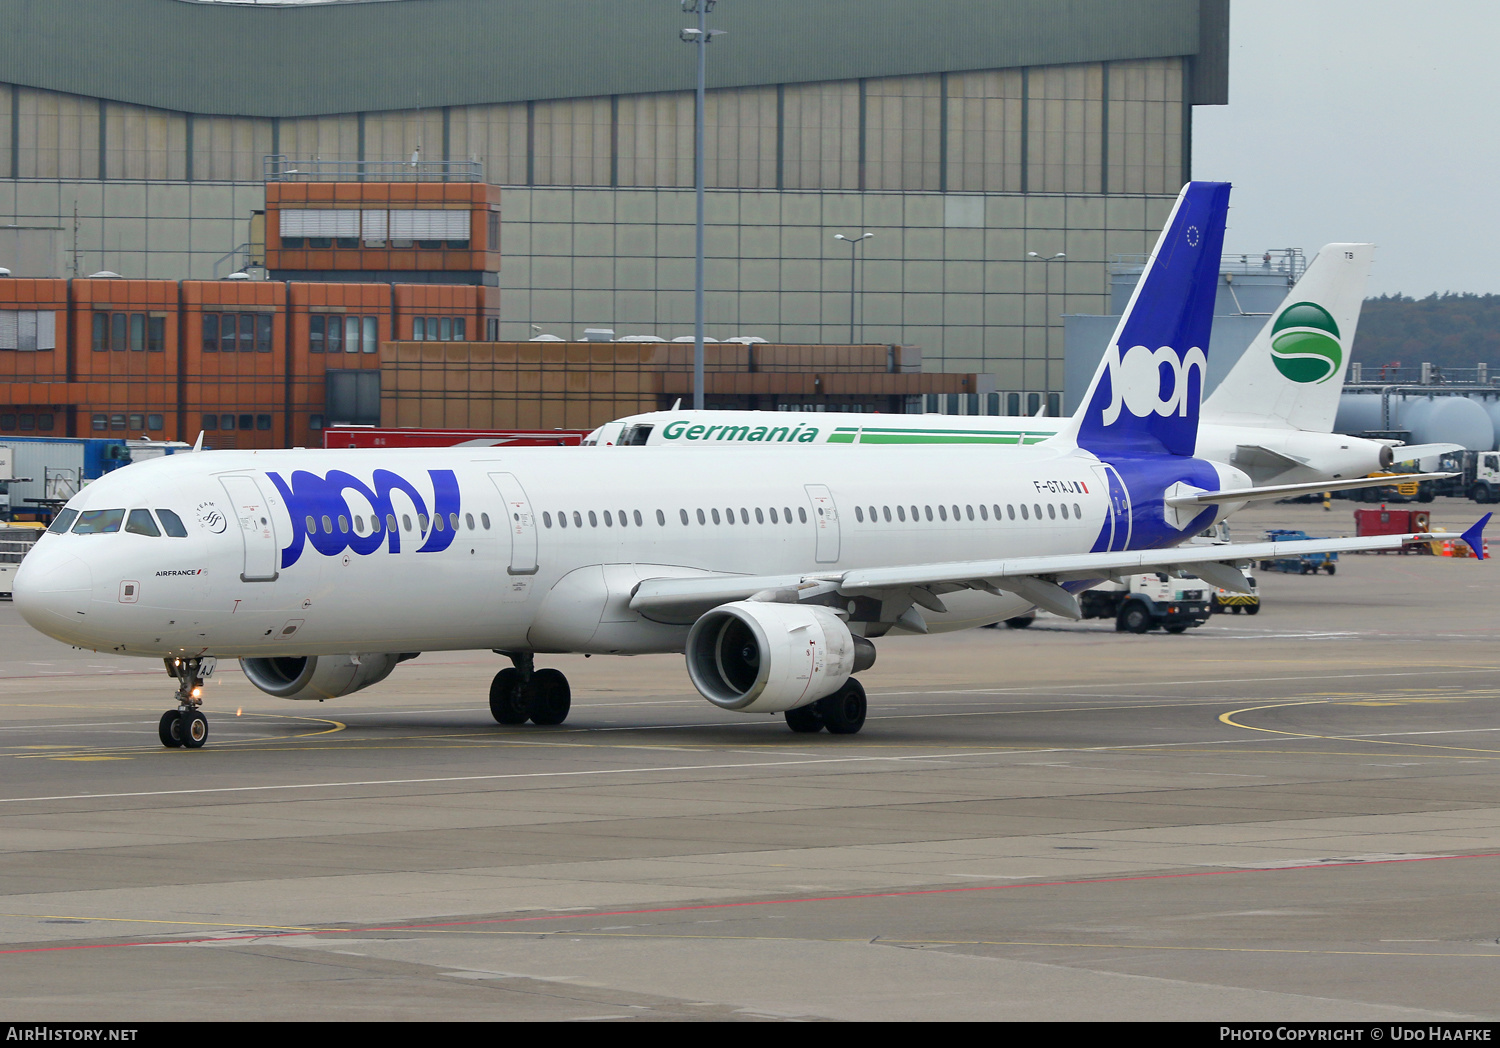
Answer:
[
  {"xmin": 630, "ymin": 525, "xmax": 1483, "ymax": 625},
  {"xmin": 1165, "ymin": 473, "xmax": 1453, "ymax": 508}
]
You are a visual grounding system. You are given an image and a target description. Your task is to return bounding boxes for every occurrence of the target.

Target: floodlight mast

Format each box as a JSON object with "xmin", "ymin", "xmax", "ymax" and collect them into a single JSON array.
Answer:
[
  {"xmin": 679, "ymin": 1, "xmax": 724, "ymax": 410},
  {"xmin": 834, "ymin": 233, "xmax": 874, "ymax": 343}
]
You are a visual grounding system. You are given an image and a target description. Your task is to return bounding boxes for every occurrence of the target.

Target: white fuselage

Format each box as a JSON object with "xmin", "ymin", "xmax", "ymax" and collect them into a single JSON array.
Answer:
[
  {"xmin": 14, "ymin": 442, "xmax": 1208, "ymax": 661},
  {"xmin": 591, "ymin": 412, "xmax": 1390, "ymax": 484}
]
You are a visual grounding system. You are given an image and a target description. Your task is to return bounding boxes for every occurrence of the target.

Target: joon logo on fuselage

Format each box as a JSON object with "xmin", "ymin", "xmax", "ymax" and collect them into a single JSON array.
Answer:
[{"xmin": 267, "ymin": 469, "xmax": 461, "ymax": 569}]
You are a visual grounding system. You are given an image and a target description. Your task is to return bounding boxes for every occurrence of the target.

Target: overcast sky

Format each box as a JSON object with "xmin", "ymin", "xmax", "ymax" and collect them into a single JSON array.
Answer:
[{"xmin": 1193, "ymin": 0, "xmax": 1499, "ymax": 297}]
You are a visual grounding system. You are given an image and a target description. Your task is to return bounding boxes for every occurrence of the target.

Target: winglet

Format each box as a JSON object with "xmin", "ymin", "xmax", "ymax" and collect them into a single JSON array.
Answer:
[
  {"xmin": 1461, "ymin": 513, "xmax": 1491, "ymax": 561},
  {"xmin": 192, "ymin": 430, "xmax": 204, "ymax": 452}
]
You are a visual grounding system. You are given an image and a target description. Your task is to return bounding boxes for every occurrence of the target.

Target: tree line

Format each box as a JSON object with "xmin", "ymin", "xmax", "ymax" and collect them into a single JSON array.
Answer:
[{"xmin": 1352, "ymin": 293, "xmax": 1500, "ymax": 371}]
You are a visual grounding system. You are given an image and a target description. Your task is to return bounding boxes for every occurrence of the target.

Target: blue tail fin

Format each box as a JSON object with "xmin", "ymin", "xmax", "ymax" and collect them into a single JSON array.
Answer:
[{"xmin": 1063, "ymin": 181, "xmax": 1231, "ymax": 457}]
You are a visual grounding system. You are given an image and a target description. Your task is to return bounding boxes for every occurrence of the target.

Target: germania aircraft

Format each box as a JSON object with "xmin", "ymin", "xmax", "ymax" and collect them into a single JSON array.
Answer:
[
  {"xmin": 12, "ymin": 183, "xmax": 1477, "ymax": 750},
  {"xmin": 588, "ymin": 242, "xmax": 1458, "ymax": 485}
]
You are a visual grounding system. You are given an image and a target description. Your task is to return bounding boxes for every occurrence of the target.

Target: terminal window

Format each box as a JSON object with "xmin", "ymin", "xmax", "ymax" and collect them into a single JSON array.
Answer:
[
  {"xmin": 202, "ymin": 312, "xmax": 272, "ymax": 353},
  {"xmin": 0, "ymin": 310, "xmax": 58, "ymax": 351}
]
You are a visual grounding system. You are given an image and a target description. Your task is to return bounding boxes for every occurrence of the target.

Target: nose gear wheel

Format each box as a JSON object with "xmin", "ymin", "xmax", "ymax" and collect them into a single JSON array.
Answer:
[
  {"xmin": 158, "ymin": 710, "xmax": 184, "ymax": 748},
  {"xmin": 160, "ymin": 656, "xmax": 211, "ymax": 749}
]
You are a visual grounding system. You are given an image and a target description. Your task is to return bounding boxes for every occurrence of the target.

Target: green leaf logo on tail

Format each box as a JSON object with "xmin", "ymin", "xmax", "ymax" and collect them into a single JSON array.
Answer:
[{"xmin": 1270, "ymin": 301, "xmax": 1342, "ymax": 384}]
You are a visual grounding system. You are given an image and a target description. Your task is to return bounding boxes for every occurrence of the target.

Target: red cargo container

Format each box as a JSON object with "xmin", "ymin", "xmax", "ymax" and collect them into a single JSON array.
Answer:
[{"xmin": 1353, "ymin": 508, "xmax": 1430, "ymax": 536}]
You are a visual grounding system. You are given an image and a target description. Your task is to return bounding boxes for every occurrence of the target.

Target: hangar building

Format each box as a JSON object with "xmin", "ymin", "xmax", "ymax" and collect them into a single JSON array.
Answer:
[{"xmin": 0, "ymin": 0, "xmax": 1228, "ymax": 417}]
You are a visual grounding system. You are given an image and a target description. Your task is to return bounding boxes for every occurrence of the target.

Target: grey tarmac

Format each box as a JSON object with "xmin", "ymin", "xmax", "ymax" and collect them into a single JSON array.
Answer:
[{"xmin": 0, "ymin": 498, "xmax": 1497, "ymax": 1021}]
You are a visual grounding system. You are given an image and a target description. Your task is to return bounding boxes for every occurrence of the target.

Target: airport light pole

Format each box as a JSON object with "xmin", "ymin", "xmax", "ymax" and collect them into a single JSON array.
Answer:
[
  {"xmin": 1027, "ymin": 251, "xmax": 1065, "ymax": 410},
  {"xmin": 680, "ymin": 1, "xmax": 725, "ymax": 410},
  {"xmin": 834, "ymin": 233, "xmax": 873, "ymax": 343}
]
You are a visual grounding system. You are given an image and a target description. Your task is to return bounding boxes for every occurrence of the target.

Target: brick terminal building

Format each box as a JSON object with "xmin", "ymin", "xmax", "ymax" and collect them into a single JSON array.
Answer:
[
  {"xmin": 0, "ymin": 273, "xmax": 494, "ymax": 448},
  {"xmin": 0, "ymin": 272, "xmax": 977, "ymax": 448}
]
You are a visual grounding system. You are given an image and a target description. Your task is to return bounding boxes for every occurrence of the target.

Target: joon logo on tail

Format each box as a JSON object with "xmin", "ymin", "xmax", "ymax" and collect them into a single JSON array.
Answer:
[
  {"xmin": 1073, "ymin": 181, "xmax": 1230, "ymax": 458},
  {"xmin": 267, "ymin": 469, "xmax": 462, "ymax": 569}
]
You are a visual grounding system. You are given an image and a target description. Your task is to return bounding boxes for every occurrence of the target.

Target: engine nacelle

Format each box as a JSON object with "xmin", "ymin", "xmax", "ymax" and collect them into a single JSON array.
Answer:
[
  {"xmin": 686, "ymin": 601, "xmax": 875, "ymax": 713},
  {"xmin": 240, "ymin": 653, "xmax": 416, "ymax": 702}
]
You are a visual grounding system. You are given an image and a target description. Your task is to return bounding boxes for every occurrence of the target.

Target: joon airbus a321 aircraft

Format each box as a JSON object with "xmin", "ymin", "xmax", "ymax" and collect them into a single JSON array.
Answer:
[{"xmin": 12, "ymin": 183, "xmax": 1481, "ymax": 749}]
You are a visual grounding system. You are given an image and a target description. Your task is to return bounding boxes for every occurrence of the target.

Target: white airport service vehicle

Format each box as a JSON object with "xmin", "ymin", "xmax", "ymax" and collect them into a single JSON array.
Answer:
[
  {"xmin": 1077, "ymin": 572, "xmax": 1214, "ymax": 633},
  {"xmin": 13, "ymin": 184, "xmax": 1481, "ymax": 749}
]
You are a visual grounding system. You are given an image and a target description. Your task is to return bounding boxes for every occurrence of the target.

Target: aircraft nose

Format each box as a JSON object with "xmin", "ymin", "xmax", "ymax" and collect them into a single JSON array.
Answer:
[{"xmin": 14, "ymin": 547, "xmax": 94, "ymax": 637}]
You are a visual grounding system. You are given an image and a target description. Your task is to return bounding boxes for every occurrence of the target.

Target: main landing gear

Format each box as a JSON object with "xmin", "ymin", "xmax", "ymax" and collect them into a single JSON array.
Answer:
[
  {"xmin": 159, "ymin": 656, "xmax": 211, "ymax": 750},
  {"xmin": 782, "ymin": 678, "xmax": 867, "ymax": 735},
  {"xmin": 489, "ymin": 652, "xmax": 571, "ymax": 727}
]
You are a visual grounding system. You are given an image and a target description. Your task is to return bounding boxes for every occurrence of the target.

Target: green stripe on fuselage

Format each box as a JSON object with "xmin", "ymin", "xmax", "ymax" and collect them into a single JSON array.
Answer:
[{"xmin": 826, "ymin": 426, "xmax": 1044, "ymax": 445}]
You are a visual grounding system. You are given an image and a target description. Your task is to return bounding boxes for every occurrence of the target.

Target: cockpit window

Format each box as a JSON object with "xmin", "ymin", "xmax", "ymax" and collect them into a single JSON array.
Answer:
[
  {"xmin": 72, "ymin": 509, "xmax": 125, "ymax": 534},
  {"xmin": 156, "ymin": 509, "xmax": 188, "ymax": 537},
  {"xmin": 47, "ymin": 509, "xmax": 78, "ymax": 534},
  {"xmin": 125, "ymin": 509, "xmax": 161, "ymax": 537}
]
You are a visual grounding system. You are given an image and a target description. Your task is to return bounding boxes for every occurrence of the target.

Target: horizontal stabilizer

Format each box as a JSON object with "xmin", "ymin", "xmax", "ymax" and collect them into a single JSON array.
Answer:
[
  {"xmin": 1230, "ymin": 444, "xmax": 1308, "ymax": 482},
  {"xmin": 1165, "ymin": 472, "xmax": 1453, "ymax": 508},
  {"xmin": 1388, "ymin": 442, "xmax": 1465, "ymax": 463}
]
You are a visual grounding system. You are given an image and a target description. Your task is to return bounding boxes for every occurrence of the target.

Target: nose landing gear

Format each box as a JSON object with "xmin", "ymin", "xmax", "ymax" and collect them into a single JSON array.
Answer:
[
  {"xmin": 160, "ymin": 656, "xmax": 213, "ymax": 749},
  {"xmin": 489, "ymin": 651, "xmax": 572, "ymax": 727}
]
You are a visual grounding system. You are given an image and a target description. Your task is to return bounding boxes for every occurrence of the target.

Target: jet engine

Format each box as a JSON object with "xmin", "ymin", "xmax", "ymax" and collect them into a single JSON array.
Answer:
[
  {"xmin": 685, "ymin": 601, "xmax": 876, "ymax": 713},
  {"xmin": 240, "ymin": 653, "xmax": 418, "ymax": 702}
]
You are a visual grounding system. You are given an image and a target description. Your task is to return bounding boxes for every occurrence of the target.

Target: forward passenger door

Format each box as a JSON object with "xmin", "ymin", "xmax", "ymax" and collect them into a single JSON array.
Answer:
[
  {"xmin": 219, "ymin": 474, "xmax": 279, "ymax": 582},
  {"xmin": 488, "ymin": 472, "xmax": 538, "ymax": 579}
]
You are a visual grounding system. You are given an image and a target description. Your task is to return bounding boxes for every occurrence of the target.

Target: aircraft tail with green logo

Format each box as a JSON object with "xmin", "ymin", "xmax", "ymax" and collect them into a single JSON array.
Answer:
[{"xmin": 1202, "ymin": 243, "xmax": 1373, "ymax": 433}]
